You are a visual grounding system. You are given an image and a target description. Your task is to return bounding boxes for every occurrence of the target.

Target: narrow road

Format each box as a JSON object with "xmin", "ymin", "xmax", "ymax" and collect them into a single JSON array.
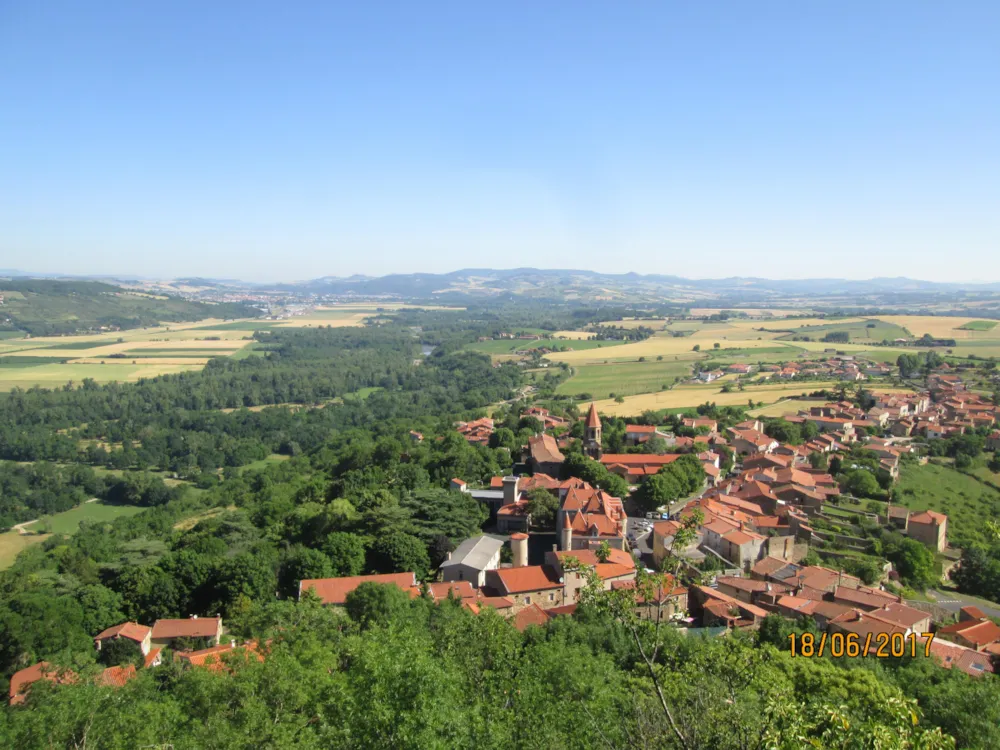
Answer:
[{"xmin": 927, "ymin": 589, "xmax": 1000, "ymax": 619}]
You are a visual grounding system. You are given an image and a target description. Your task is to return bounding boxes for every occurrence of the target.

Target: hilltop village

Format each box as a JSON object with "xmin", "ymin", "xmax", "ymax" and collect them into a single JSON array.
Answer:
[{"xmin": 15, "ymin": 360, "xmax": 999, "ymax": 704}]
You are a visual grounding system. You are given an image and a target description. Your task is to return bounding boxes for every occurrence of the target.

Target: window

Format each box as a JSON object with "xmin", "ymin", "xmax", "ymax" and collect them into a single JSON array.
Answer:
[
  {"xmin": 548, "ymin": 593, "xmax": 554, "ymax": 602},
  {"xmin": 524, "ymin": 596, "xmax": 531, "ymax": 604}
]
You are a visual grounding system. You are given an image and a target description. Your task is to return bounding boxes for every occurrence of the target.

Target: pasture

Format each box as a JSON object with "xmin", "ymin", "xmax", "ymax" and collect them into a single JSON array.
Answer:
[
  {"xmin": 748, "ymin": 398, "xmax": 824, "ymax": 418},
  {"xmin": 895, "ymin": 461, "xmax": 1000, "ymax": 548},
  {"xmin": 958, "ymin": 320, "xmax": 998, "ymax": 331},
  {"xmin": 0, "ymin": 501, "xmax": 146, "ymax": 569},
  {"xmin": 555, "ymin": 359, "xmax": 697, "ymax": 399}
]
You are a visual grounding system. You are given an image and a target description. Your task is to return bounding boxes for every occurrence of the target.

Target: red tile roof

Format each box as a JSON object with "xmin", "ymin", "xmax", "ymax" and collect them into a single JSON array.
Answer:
[
  {"xmin": 97, "ymin": 664, "xmax": 136, "ymax": 687},
  {"xmin": 490, "ymin": 565, "xmax": 562, "ymax": 594},
  {"xmin": 176, "ymin": 641, "xmax": 264, "ymax": 672},
  {"xmin": 94, "ymin": 621, "xmax": 150, "ymax": 644},
  {"xmin": 909, "ymin": 510, "xmax": 947, "ymax": 526},
  {"xmin": 586, "ymin": 402, "xmax": 601, "ymax": 429},
  {"xmin": 8, "ymin": 662, "xmax": 76, "ymax": 705},
  {"xmin": 151, "ymin": 617, "xmax": 222, "ymax": 640},
  {"xmin": 513, "ymin": 604, "xmax": 552, "ymax": 632},
  {"xmin": 529, "ymin": 433, "xmax": 565, "ymax": 464},
  {"xmin": 300, "ymin": 573, "xmax": 416, "ymax": 605},
  {"xmin": 937, "ymin": 618, "xmax": 1000, "ymax": 648}
]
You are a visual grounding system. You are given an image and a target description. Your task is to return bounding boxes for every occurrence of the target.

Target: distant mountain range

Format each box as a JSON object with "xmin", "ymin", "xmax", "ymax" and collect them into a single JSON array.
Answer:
[
  {"xmin": 6, "ymin": 268, "xmax": 1000, "ymax": 304},
  {"xmin": 268, "ymin": 268, "xmax": 1000, "ymax": 302}
]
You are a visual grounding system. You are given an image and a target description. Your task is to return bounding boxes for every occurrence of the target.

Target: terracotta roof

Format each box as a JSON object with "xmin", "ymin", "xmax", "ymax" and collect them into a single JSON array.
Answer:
[
  {"xmin": 752, "ymin": 556, "xmax": 794, "ymax": 578},
  {"xmin": 937, "ymin": 618, "xmax": 1000, "ymax": 647},
  {"xmin": 776, "ymin": 595, "xmax": 820, "ymax": 616},
  {"xmin": 9, "ymin": 662, "xmax": 76, "ymax": 704},
  {"xmin": 833, "ymin": 586, "xmax": 899, "ymax": 610},
  {"xmin": 960, "ymin": 605, "xmax": 986, "ymax": 620},
  {"xmin": 586, "ymin": 402, "xmax": 601, "ymax": 429},
  {"xmin": 491, "ymin": 565, "xmax": 562, "ymax": 594},
  {"xmin": 144, "ymin": 648, "xmax": 162, "ymax": 669},
  {"xmin": 599, "ymin": 454, "xmax": 682, "ymax": 467},
  {"xmin": 529, "ymin": 433, "xmax": 565, "ymax": 464},
  {"xmin": 412, "ymin": 581, "xmax": 478, "ymax": 601},
  {"xmin": 151, "ymin": 617, "xmax": 222, "ymax": 640},
  {"xmin": 94, "ymin": 621, "xmax": 151, "ymax": 644},
  {"xmin": 299, "ymin": 573, "xmax": 416, "ymax": 605},
  {"xmin": 625, "ymin": 424, "xmax": 657, "ymax": 433},
  {"xmin": 177, "ymin": 641, "xmax": 264, "ymax": 671},
  {"xmin": 872, "ymin": 602, "xmax": 930, "ymax": 629},
  {"xmin": 920, "ymin": 636, "xmax": 996, "ymax": 677},
  {"xmin": 97, "ymin": 664, "xmax": 137, "ymax": 688},
  {"xmin": 513, "ymin": 603, "xmax": 553, "ymax": 632},
  {"xmin": 908, "ymin": 510, "xmax": 947, "ymax": 526}
]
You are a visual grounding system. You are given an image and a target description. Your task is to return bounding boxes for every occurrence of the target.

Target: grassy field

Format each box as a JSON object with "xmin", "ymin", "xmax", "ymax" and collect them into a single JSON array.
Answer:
[
  {"xmin": 773, "ymin": 319, "xmax": 910, "ymax": 343},
  {"xmin": 555, "ymin": 359, "xmax": 696, "ymax": 399},
  {"xmin": 895, "ymin": 461, "xmax": 1000, "ymax": 548},
  {"xmin": 0, "ymin": 502, "xmax": 147, "ymax": 569},
  {"xmin": 958, "ymin": 320, "xmax": 998, "ymax": 331}
]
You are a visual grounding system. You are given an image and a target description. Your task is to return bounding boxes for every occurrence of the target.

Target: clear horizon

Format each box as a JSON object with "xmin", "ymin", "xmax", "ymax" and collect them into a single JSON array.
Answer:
[{"xmin": 2, "ymin": 2, "xmax": 999, "ymax": 281}]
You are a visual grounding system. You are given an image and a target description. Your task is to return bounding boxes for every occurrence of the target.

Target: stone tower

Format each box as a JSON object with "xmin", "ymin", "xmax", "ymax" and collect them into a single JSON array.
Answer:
[
  {"xmin": 584, "ymin": 402, "xmax": 603, "ymax": 459},
  {"xmin": 560, "ymin": 512, "xmax": 574, "ymax": 551}
]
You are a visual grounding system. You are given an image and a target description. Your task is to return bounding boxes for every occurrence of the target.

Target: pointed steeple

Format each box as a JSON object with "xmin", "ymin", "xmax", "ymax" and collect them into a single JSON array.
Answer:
[{"xmin": 586, "ymin": 402, "xmax": 601, "ymax": 429}]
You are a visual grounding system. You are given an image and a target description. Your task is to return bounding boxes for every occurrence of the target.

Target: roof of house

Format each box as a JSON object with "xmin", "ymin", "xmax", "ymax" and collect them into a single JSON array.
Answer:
[
  {"xmin": 586, "ymin": 402, "xmax": 601, "ymax": 429},
  {"xmin": 599, "ymin": 454, "xmax": 682, "ymax": 467},
  {"xmin": 97, "ymin": 664, "xmax": 137, "ymax": 688},
  {"xmin": 413, "ymin": 581, "xmax": 479, "ymax": 601},
  {"xmin": 717, "ymin": 576, "xmax": 791, "ymax": 595},
  {"xmin": 830, "ymin": 610, "xmax": 908, "ymax": 637},
  {"xmin": 908, "ymin": 510, "xmax": 947, "ymax": 526},
  {"xmin": 299, "ymin": 573, "xmax": 416, "ymax": 606},
  {"xmin": 513, "ymin": 603, "xmax": 553, "ymax": 632},
  {"xmin": 94, "ymin": 621, "xmax": 151, "ymax": 644},
  {"xmin": 937, "ymin": 618, "xmax": 1000, "ymax": 647},
  {"xmin": 694, "ymin": 585, "xmax": 769, "ymax": 619},
  {"xmin": 776, "ymin": 595, "xmax": 819, "ymax": 616},
  {"xmin": 752, "ymin": 556, "xmax": 795, "ymax": 578},
  {"xmin": 439, "ymin": 535, "xmax": 504, "ymax": 572},
  {"xmin": 151, "ymin": 617, "xmax": 222, "ymax": 640},
  {"xmin": 626, "ymin": 424, "xmax": 657, "ymax": 433},
  {"xmin": 176, "ymin": 641, "xmax": 264, "ymax": 671},
  {"xmin": 872, "ymin": 602, "xmax": 930, "ymax": 629},
  {"xmin": 960, "ymin": 605, "xmax": 987, "ymax": 620},
  {"xmin": 144, "ymin": 648, "xmax": 162, "ymax": 669},
  {"xmin": 490, "ymin": 565, "xmax": 562, "ymax": 594},
  {"xmin": 529, "ymin": 433, "xmax": 565, "ymax": 464},
  {"xmin": 8, "ymin": 662, "xmax": 75, "ymax": 704},
  {"xmin": 919, "ymin": 636, "xmax": 995, "ymax": 677},
  {"xmin": 832, "ymin": 586, "xmax": 899, "ymax": 610}
]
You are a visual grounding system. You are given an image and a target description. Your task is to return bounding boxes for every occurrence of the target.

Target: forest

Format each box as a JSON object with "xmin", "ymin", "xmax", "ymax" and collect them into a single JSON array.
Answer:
[
  {"xmin": 0, "ymin": 305, "xmax": 998, "ymax": 748},
  {"xmin": 0, "ymin": 279, "xmax": 259, "ymax": 336}
]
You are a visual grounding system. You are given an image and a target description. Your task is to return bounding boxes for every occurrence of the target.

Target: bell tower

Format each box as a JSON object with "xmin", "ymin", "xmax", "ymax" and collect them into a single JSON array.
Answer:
[{"xmin": 584, "ymin": 402, "xmax": 602, "ymax": 459}]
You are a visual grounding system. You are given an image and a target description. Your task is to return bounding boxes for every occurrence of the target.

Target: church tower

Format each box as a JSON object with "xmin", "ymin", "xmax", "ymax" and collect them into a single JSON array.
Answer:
[{"xmin": 584, "ymin": 402, "xmax": 603, "ymax": 459}]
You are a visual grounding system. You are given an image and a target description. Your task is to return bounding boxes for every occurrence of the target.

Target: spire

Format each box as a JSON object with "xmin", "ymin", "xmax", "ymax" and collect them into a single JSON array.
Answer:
[
  {"xmin": 563, "ymin": 512, "xmax": 572, "ymax": 529},
  {"xmin": 586, "ymin": 402, "xmax": 601, "ymax": 429}
]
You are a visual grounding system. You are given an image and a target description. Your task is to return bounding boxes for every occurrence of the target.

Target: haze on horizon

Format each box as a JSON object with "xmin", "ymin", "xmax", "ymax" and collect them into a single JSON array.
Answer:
[{"xmin": 1, "ymin": 2, "xmax": 999, "ymax": 283}]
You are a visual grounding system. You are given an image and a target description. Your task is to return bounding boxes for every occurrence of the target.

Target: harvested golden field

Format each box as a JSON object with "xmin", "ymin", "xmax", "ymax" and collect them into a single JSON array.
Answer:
[
  {"xmin": 748, "ymin": 398, "xmax": 826, "ymax": 417},
  {"xmin": 873, "ymin": 315, "xmax": 999, "ymax": 340},
  {"xmin": 551, "ymin": 330, "xmax": 597, "ymax": 340},
  {"xmin": 589, "ymin": 382, "xmax": 842, "ymax": 415},
  {"xmin": 69, "ymin": 357, "xmax": 212, "ymax": 365},
  {"xmin": 604, "ymin": 318, "xmax": 669, "ymax": 330}
]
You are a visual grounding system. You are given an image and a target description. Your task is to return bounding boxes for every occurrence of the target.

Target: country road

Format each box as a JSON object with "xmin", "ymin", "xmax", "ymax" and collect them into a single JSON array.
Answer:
[{"xmin": 927, "ymin": 589, "xmax": 1000, "ymax": 619}]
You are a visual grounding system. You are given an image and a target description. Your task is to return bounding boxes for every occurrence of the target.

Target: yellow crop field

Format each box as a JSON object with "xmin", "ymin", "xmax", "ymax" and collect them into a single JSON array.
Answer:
[
  {"xmin": 69, "ymin": 357, "xmax": 213, "ymax": 365},
  {"xmin": 873, "ymin": 315, "xmax": 997, "ymax": 340},
  {"xmin": 588, "ymin": 382, "xmax": 843, "ymax": 415},
  {"xmin": 0, "ymin": 362, "xmax": 203, "ymax": 391},
  {"xmin": 552, "ymin": 330, "xmax": 597, "ymax": 339},
  {"xmin": 748, "ymin": 398, "xmax": 824, "ymax": 417},
  {"xmin": 604, "ymin": 319, "xmax": 669, "ymax": 330}
]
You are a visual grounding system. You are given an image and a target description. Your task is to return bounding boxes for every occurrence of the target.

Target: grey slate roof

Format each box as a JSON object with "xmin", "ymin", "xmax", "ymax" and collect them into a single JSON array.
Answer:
[{"xmin": 439, "ymin": 535, "xmax": 504, "ymax": 572}]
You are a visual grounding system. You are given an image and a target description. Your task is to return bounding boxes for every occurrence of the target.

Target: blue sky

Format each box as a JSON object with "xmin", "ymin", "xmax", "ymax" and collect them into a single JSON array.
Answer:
[{"xmin": 1, "ymin": 2, "xmax": 998, "ymax": 282}]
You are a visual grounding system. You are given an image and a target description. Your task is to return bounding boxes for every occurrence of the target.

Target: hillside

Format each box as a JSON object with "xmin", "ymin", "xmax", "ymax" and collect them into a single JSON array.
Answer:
[{"xmin": 0, "ymin": 279, "xmax": 259, "ymax": 336}]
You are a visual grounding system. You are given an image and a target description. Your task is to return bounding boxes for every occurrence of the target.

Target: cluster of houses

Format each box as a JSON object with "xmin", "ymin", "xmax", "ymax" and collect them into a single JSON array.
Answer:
[
  {"xmin": 698, "ymin": 355, "xmax": 890, "ymax": 384},
  {"xmin": 8, "ymin": 615, "xmax": 264, "ymax": 705}
]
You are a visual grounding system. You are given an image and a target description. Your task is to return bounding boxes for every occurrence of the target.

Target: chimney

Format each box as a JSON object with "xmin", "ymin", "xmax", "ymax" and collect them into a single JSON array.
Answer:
[
  {"xmin": 510, "ymin": 533, "xmax": 528, "ymax": 568},
  {"xmin": 502, "ymin": 476, "xmax": 520, "ymax": 506}
]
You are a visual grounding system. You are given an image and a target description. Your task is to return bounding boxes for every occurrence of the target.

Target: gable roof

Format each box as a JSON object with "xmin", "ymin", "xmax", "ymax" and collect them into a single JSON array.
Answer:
[
  {"xmin": 513, "ymin": 603, "xmax": 553, "ymax": 632},
  {"xmin": 529, "ymin": 433, "xmax": 565, "ymax": 464},
  {"xmin": 9, "ymin": 662, "xmax": 76, "ymax": 704},
  {"xmin": 439, "ymin": 535, "xmax": 504, "ymax": 572},
  {"xmin": 94, "ymin": 621, "xmax": 151, "ymax": 644},
  {"xmin": 151, "ymin": 617, "xmax": 222, "ymax": 640},
  {"xmin": 490, "ymin": 565, "xmax": 562, "ymax": 594},
  {"xmin": 97, "ymin": 664, "xmax": 137, "ymax": 688},
  {"xmin": 908, "ymin": 510, "xmax": 947, "ymax": 526},
  {"xmin": 299, "ymin": 573, "xmax": 416, "ymax": 606}
]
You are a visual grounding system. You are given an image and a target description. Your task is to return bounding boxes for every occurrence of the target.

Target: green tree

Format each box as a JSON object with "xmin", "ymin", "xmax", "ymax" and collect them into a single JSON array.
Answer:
[
  {"xmin": 368, "ymin": 532, "xmax": 431, "ymax": 578},
  {"xmin": 525, "ymin": 487, "xmax": 560, "ymax": 529}
]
